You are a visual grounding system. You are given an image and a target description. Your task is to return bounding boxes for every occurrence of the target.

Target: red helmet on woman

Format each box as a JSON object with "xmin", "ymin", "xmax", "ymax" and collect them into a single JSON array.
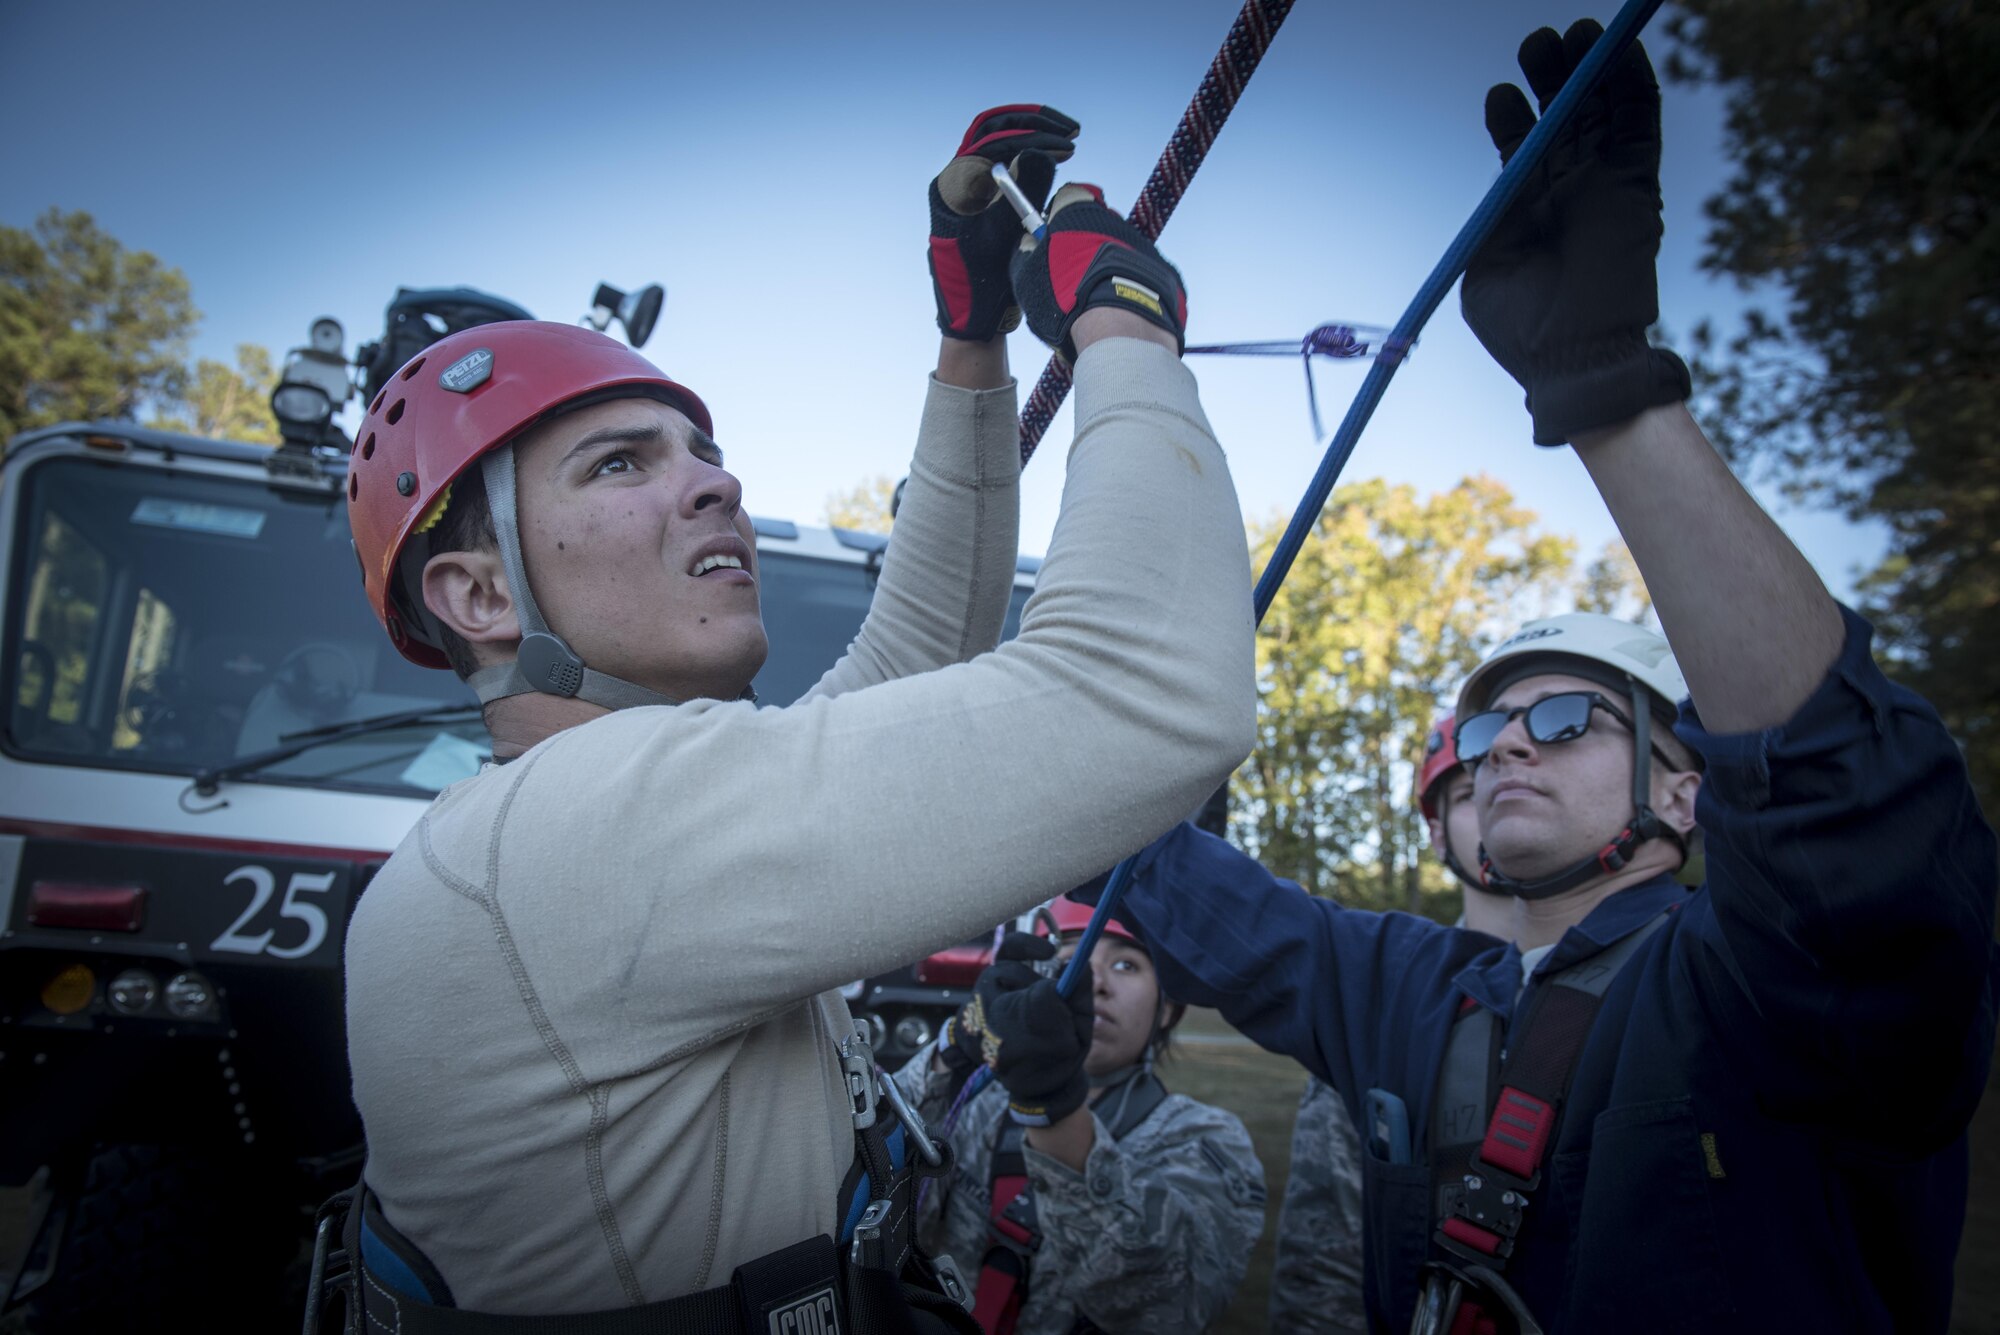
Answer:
[
  {"xmin": 347, "ymin": 321, "xmax": 711, "ymax": 670},
  {"xmin": 1037, "ymin": 897, "xmax": 1145, "ymax": 949},
  {"xmin": 1417, "ymin": 711, "xmax": 1462, "ymax": 820}
]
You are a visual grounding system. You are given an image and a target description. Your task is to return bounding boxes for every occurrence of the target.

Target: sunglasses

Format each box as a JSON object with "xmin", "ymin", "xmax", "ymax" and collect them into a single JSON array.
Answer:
[{"xmin": 1454, "ymin": 691, "xmax": 1680, "ymax": 770}]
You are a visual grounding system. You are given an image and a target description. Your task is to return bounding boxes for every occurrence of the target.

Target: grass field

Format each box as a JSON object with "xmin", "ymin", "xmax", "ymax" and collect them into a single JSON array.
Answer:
[{"xmin": 3, "ymin": 1022, "xmax": 1996, "ymax": 1332}]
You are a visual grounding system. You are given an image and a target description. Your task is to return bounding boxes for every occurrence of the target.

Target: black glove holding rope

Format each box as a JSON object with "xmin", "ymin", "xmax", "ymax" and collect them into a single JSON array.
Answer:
[
  {"xmin": 956, "ymin": 932, "xmax": 1095, "ymax": 1126},
  {"xmin": 1010, "ymin": 184, "xmax": 1188, "ymax": 363},
  {"xmin": 1460, "ymin": 20, "xmax": 1690, "ymax": 446},
  {"xmin": 929, "ymin": 105, "xmax": 1077, "ymax": 342}
]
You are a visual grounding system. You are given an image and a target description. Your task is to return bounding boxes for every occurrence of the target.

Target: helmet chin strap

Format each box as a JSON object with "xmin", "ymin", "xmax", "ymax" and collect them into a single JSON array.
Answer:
[
  {"xmin": 466, "ymin": 448, "xmax": 754, "ymax": 712},
  {"xmin": 1434, "ymin": 789, "xmax": 1488, "ymax": 896},
  {"xmin": 1478, "ymin": 678, "xmax": 1685, "ymax": 901}
]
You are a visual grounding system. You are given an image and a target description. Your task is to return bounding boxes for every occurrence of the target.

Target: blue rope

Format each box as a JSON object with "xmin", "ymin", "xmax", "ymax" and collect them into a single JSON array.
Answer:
[{"xmin": 957, "ymin": 0, "xmax": 1669, "ymax": 1119}]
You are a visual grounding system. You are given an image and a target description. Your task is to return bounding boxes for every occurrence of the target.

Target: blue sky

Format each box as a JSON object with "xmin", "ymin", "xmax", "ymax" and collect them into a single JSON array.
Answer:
[{"xmin": 1, "ymin": 0, "xmax": 1885, "ymax": 600}]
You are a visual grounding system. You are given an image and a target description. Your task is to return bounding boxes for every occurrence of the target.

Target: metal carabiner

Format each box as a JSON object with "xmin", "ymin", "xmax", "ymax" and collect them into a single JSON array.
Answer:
[{"xmin": 875, "ymin": 1061, "xmax": 944, "ymax": 1167}]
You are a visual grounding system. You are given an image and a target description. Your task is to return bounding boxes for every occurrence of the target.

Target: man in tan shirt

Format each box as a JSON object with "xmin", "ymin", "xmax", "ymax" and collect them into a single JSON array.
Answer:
[{"xmin": 338, "ymin": 107, "xmax": 1256, "ymax": 1326}]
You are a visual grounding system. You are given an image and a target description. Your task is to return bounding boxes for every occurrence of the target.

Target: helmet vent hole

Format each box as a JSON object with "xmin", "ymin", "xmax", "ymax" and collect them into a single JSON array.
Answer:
[
  {"xmin": 386, "ymin": 399, "xmax": 406, "ymax": 425},
  {"xmin": 371, "ymin": 389, "xmax": 386, "ymax": 414},
  {"xmin": 348, "ymin": 474, "xmax": 358, "ymax": 500},
  {"xmin": 360, "ymin": 432, "xmax": 375, "ymax": 459},
  {"xmin": 400, "ymin": 357, "xmax": 427, "ymax": 381}
]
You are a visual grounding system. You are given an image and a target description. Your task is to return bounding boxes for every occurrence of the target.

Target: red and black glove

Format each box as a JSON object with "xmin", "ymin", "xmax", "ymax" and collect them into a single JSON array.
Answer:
[
  {"xmin": 929, "ymin": 104, "xmax": 1078, "ymax": 342},
  {"xmin": 1009, "ymin": 185, "xmax": 1188, "ymax": 362},
  {"xmin": 1460, "ymin": 21, "xmax": 1690, "ymax": 445},
  {"xmin": 962, "ymin": 932, "xmax": 1095, "ymax": 1126}
]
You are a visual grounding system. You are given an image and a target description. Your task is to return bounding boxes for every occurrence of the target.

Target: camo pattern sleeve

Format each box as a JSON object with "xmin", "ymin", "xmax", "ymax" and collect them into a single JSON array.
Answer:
[
  {"xmin": 891, "ymin": 1040, "xmax": 964, "ymax": 1128},
  {"xmin": 1268, "ymin": 1078, "xmax": 1368, "ymax": 1333},
  {"xmin": 1019, "ymin": 1092, "xmax": 1266, "ymax": 1334}
]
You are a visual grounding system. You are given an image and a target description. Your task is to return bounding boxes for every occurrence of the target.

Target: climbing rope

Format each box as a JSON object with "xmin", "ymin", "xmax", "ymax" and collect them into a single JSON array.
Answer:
[{"xmin": 1018, "ymin": 0, "xmax": 1297, "ymax": 463}]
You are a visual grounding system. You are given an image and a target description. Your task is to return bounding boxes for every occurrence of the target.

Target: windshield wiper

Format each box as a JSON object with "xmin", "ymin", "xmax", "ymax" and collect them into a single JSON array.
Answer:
[{"xmin": 190, "ymin": 703, "xmax": 483, "ymax": 796}]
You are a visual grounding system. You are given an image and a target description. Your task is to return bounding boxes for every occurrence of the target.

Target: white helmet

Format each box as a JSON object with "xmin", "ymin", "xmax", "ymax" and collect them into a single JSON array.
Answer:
[{"xmin": 1458, "ymin": 614, "xmax": 1687, "ymax": 723}]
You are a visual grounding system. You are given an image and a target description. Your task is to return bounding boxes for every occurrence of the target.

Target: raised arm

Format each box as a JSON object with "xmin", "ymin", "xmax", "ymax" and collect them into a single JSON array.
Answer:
[
  {"xmin": 1098, "ymin": 824, "xmax": 1487, "ymax": 1106},
  {"xmin": 1460, "ymin": 21, "xmax": 1997, "ymax": 1134},
  {"xmin": 805, "ymin": 108, "xmax": 1081, "ymax": 701}
]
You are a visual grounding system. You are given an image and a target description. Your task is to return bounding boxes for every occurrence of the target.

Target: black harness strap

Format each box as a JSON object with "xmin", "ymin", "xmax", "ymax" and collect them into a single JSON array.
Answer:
[
  {"xmin": 1417, "ymin": 910, "xmax": 1675, "ymax": 1333},
  {"xmin": 313, "ymin": 1025, "xmax": 975, "ymax": 1335}
]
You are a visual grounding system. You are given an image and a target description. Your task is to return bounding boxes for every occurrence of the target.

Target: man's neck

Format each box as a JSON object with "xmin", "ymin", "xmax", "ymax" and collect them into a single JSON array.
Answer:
[
  {"xmin": 1499, "ymin": 849, "xmax": 1680, "ymax": 951},
  {"xmin": 482, "ymin": 692, "xmax": 611, "ymax": 760}
]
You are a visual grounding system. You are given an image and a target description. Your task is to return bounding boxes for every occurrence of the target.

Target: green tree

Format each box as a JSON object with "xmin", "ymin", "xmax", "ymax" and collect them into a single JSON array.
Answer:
[
  {"xmin": 149, "ymin": 343, "xmax": 279, "ymax": 444},
  {"xmin": 1666, "ymin": 0, "xmax": 1999, "ymax": 805},
  {"xmin": 0, "ymin": 209, "xmax": 197, "ymax": 441},
  {"xmin": 1575, "ymin": 540, "xmax": 1655, "ymax": 626},
  {"xmin": 1233, "ymin": 476, "xmax": 1577, "ymax": 919},
  {"xmin": 823, "ymin": 474, "xmax": 899, "ymax": 534}
]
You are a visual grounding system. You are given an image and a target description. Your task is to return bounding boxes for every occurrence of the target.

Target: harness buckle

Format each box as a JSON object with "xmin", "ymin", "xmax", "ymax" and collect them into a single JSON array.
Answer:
[
  {"xmin": 839, "ymin": 1024, "xmax": 880, "ymax": 1132},
  {"xmin": 931, "ymin": 1253, "xmax": 975, "ymax": 1312},
  {"xmin": 850, "ymin": 1197, "xmax": 893, "ymax": 1270},
  {"xmin": 1435, "ymin": 1159, "xmax": 1534, "ymax": 1264}
]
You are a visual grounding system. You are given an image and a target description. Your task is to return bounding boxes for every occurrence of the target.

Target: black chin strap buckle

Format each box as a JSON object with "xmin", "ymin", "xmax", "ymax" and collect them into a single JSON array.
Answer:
[{"xmin": 517, "ymin": 632, "xmax": 585, "ymax": 698}]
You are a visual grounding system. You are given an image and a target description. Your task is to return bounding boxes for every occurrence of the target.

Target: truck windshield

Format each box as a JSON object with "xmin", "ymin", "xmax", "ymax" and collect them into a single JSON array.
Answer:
[
  {"xmin": 5, "ymin": 456, "xmax": 1033, "ymax": 795},
  {"xmin": 5, "ymin": 457, "xmax": 486, "ymax": 795}
]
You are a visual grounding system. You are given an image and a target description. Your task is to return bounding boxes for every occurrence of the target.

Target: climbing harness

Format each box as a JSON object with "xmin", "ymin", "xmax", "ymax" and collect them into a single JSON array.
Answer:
[
  {"xmin": 1046, "ymin": 0, "xmax": 1671, "ymax": 1024},
  {"xmin": 305, "ymin": 1024, "xmax": 976, "ymax": 1335},
  {"xmin": 970, "ymin": 1066, "xmax": 1169, "ymax": 1335},
  {"xmin": 1186, "ymin": 322, "xmax": 1395, "ymax": 442},
  {"xmin": 1409, "ymin": 908, "xmax": 1676, "ymax": 1335},
  {"xmin": 1017, "ymin": 0, "xmax": 1298, "ymax": 463}
]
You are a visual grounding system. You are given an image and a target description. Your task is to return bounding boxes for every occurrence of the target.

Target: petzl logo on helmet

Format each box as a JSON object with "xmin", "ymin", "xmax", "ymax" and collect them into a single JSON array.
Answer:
[
  {"xmin": 767, "ymin": 1285, "xmax": 840, "ymax": 1335},
  {"xmin": 1498, "ymin": 625, "xmax": 1563, "ymax": 649},
  {"xmin": 438, "ymin": 348, "xmax": 494, "ymax": 393}
]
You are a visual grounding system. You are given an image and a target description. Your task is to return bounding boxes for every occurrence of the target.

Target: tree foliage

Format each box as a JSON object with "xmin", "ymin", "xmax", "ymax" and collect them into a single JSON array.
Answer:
[
  {"xmin": 1666, "ymin": 0, "xmax": 1999, "ymax": 805},
  {"xmin": 0, "ymin": 209, "xmax": 197, "ymax": 441},
  {"xmin": 149, "ymin": 343, "xmax": 279, "ymax": 444},
  {"xmin": 1231, "ymin": 476, "xmax": 1603, "ymax": 919},
  {"xmin": 823, "ymin": 474, "xmax": 899, "ymax": 534}
]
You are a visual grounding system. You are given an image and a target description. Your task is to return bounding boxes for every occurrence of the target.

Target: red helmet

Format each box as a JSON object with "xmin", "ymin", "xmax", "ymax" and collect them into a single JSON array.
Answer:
[
  {"xmin": 347, "ymin": 321, "xmax": 712, "ymax": 668},
  {"xmin": 1417, "ymin": 711, "xmax": 1462, "ymax": 820},
  {"xmin": 1037, "ymin": 897, "xmax": 1144, "ymax": 948}
]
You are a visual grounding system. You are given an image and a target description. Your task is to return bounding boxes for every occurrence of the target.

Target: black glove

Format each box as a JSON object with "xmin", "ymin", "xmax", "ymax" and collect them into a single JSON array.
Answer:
[
  {"xmin": 929, "ymin": 104, "xmax": 1077, "ymax": 341},
  {"xmin": 938, "ymin": 998, "xmax": 987, "ymax": 1077},
  {"xmin": 1460, "ymin": 20, "xmax": 1690, "ymax": 446},
  {"xmin": 963, "ymin": 932, "xmax": 1094, "ymax": 1126},
  {"xmin": 1009, "ymin": 184, "xmax": 1187, "ymax": 362}
]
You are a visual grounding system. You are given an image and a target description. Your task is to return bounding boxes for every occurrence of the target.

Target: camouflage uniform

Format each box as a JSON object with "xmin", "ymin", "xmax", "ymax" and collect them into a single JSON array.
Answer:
[
  {"xmin": 895, "ymin": 1048, "xmax": 1265, "ymax": 1334},
  {"xmin": 1267, "ymin": 1077, "xmax": 1368, "ymax": 1333}
]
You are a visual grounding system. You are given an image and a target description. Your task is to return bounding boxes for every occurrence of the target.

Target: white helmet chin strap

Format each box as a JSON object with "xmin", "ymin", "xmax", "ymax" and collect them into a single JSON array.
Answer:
[{"xmin": 464, "ymin": 448, "xmax": 691, "ymax": 712}]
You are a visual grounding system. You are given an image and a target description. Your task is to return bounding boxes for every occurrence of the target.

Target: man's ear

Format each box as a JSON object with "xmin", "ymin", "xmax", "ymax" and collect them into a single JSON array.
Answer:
[
  {"xmin": 422, "ymin": 548, "xmax": 521, "ymax": 648},
  {"xmin": 1655, "ymin": 764, "xmax": 1702, "ymax": 840}
]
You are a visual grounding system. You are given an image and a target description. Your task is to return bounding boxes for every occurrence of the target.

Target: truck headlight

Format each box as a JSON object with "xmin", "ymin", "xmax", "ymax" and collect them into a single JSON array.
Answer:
[
  {"xmin": 163, "ymin": 971, "xmax": 218, "ymax": 1021},
  {"xmin": 108, "ymin": 969, "xmax": 159, "ymax": 1015}
]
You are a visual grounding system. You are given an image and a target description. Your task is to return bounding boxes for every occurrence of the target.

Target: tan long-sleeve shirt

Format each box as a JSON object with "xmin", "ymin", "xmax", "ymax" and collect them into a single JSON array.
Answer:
[{"xmin": 343, "ymin": 339, "xmax": 1256, "ymax": 1314}]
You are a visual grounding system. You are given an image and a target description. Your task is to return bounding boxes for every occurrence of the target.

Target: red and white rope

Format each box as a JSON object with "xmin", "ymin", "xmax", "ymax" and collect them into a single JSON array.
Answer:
[{"xmin": 1018, "ymin": 0, "xmax": 1297, "ymax": 462}]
